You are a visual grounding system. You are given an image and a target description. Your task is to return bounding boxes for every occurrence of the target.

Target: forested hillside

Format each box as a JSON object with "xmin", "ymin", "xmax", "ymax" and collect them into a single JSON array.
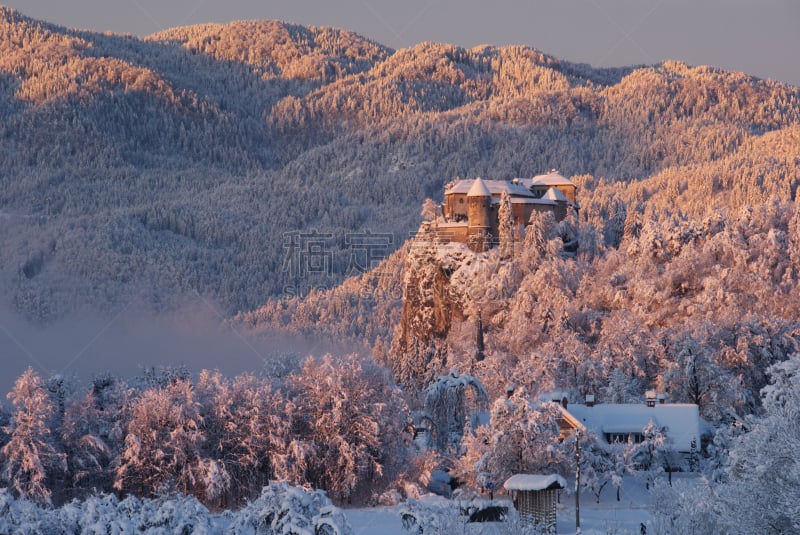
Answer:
[
  {"xmin": 3, "ymin": 7, "xmax": 800, "ymax": 527},
  {"xmin": 0, "ymin": 5, "xmax": 798, "ymax": 323}
]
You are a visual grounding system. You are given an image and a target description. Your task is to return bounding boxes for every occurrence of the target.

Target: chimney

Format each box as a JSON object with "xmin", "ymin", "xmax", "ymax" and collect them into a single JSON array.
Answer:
[
  {"xmin": 585, "ymin": 394, "xmax": 595, "ymax": 407},
  {"xmin": 646, "ymin": 390, "xmax": 656, "ymax": 408},
  {"xmin": 506, "ymin": 385, "xmax": 515, "ymax": 399},
  {"xmin": 657, "ymin": 393, "xmax": 666, "ymax": 405}
]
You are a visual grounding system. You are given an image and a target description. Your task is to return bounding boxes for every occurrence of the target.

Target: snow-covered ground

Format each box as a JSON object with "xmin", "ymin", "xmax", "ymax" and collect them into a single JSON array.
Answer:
[
  {"xmin": 346, "ymin": 475, "xmax": 682, "ymax": 535},
  {"xmin": 0, "ymin": 476, "xmax": 693, "ymax": 534},
  {"xmin": 348, "ymin": 506, "xmax": 407, "ymax": 535}
]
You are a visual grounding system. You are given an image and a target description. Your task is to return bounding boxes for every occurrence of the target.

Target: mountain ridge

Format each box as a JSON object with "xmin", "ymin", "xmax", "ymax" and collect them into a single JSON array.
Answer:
[{"xmin": 0, "ymin": 5, "xmax": 797, "ymax": 322}]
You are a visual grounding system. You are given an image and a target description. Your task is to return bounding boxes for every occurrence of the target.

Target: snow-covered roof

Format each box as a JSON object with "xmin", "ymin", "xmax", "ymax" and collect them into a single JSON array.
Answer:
[
  {"xmin": 566, "ymin": 403, "xmax": 701, "ymax": 452},
  {"xmin": 508, "ymin": 197, "xmax": 557, "ymax": 205},
  {"xmin": 544, "ymin": 187, "xmax": 568, "ymax": 202},
  {"xmin": 467, "ymin": 178, "xmax": 492, "ymax": 197},
  {"xmin": 538, "ymin": 390, "xmax": 570, "ymax": 403},
  {"xmin": 525, "ymin": 169, "xmax": 575, "ymax": 188},
  {"xmin": 504, "ymin": 474, "xmax": 567, "ymax": 492},
  {"xmin": 448, "ymin": 179, "xmax": 534, "ymax": 197}
]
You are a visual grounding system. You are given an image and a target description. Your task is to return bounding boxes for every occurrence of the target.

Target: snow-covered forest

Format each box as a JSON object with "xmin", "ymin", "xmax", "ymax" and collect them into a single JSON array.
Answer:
[
  {"xmin": 245, "ymin": 196, "xmax": 800, "ymax": 417},
  {"xmin": 0, "ymin": 5, "xmax": 798, "ymax": 322},
  {"xmin": 0, "ymin": 356, "xmax": 413, "ymax": 508},
  {"xmin": 3, "ymin": 198, "xmax": 800, "ymax": 530},
  {"xmin": 1, "ymin": 4, "xmax": 800, "ymax": 533},
  {"xmin": 238, "ymin": 198, "xmax": 800, "ymax": 532},
  {"xmin": 2, "ymin": 348, "xmax": 800, "ymax": 532}
]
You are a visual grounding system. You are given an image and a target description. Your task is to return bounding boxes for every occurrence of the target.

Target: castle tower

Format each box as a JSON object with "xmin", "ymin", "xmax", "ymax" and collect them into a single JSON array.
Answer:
[{"xmin": 467, "ymin": 177, "xmax": 492, "ymax": 252}]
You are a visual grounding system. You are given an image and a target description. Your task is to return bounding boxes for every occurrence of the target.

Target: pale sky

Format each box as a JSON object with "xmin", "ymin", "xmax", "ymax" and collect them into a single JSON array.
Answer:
[{"xmin": 4, "ymin": 0, "xmax": 800, "ymax": 86}]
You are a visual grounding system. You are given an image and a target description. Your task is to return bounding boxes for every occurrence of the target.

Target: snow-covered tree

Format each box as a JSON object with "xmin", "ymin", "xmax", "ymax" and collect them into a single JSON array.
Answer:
[
  {"xmin": 66, "ymin": 374, "xmax": 133, "ymax": 496},
  {"xmin": 0, "ymin": 407, "xmax": 8, "ymax": 453},
  {"xmin": 716, "ymin": 354, "xmax": 800, "ymax": 533},
  {"xmin": 663, "ymin": 338, "xmax": 736, "ymax": 420},
  {"xmin": 420, "ymin": 198, "xmax": 438, "ymax": 222},
  {"xmin": 650, "ymin": 478, "xmax": 723, "ymax": 535},
  {"xmin": 471, "ymin": 390, "xmax": 570, "ymax": 487},
  {"xmin": 61, "ymin": 376, "xmax": 131, "ymax": 499},
  {"xmin": 0, "ymin": 367, "xmax": 65, "ymax": 504},
  {"xmin": 196, "ymin": 370, "xmax": 289, "ymax": 507},
  {"xmin": 632, "ymin": 420, "xmax": 668, "ymax": 488},
  {"xmin": 601, "ymin": 368, "xmax": 643, "ymax": 404},
  {"xmin": 521, "ymin": 210, "xmax": 557, "ymax": 269},
  {"xmin": 114, "ymin": 379, "xmax": 210, "ymax": 499},
  {"xmin": 608, "ymin": 440, "xmax": 634, "ymax": 501},
  {"xmin": 498, "ymin": 190, "xmax": 513, "ymax": 260},
  {"xmin": 579, "ymin": 431, "xmax": 614, "ymax": 503},
  {"xmin": 287, "ymin": 353, "xmax": 411, "ymax": 503},
  {"xmin": 423, "ymin": 370, "xmax": 489, "ymax": 451}
]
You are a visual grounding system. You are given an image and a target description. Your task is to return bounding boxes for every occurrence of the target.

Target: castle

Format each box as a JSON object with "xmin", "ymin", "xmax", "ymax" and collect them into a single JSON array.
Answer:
[{"xmin": 432, "ymin": 170, "xmax": 578, "ymax": 252}]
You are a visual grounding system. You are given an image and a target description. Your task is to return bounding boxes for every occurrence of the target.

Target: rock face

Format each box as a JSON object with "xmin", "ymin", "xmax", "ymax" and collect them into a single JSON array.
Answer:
[{"xmin": 388, "ymin": 234, "xmax": 466, "ymax": 390}]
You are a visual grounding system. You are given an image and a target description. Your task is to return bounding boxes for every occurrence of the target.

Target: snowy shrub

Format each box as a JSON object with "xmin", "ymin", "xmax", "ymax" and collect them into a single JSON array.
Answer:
[
  {"xmin": 0, "ymin": 490, "xmax": 217, "ymax": 534},
  {"xmin": 375, "ymin": 488, "xmax": 402, "ymax": 506},
  {"xmin": 649, "ymin": 478, "xmax": 723, "ymax": 535},
  {"xmin": 228, "ymin": 483, "xmax": 352, "ymax": 535},
  {"xmin": 400, "ymin": 498, "xmax": 465, "ymax": 534},
  {"xmin": 0, "ymin": 488, "xmax": 58, "ymax": 534},
  {"xmin": 56, "ymin": 494, "xmax": 133, "ymax": 534},
  {"xmin": 134, "ymin": 494, "xmax": 215, "ymax": 534},
  {"xmin": 0, "ymin": 488, "xmax": 347, "ymax": 534},
  {"xmin": 401, "ymin": 480, "xmax": 424, "ymax": 500}
]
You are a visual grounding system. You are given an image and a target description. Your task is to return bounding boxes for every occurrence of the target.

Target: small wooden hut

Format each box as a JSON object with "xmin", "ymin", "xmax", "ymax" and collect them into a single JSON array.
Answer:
[{"xmin": 504, "ymin": 474, "xmax": 567, "ymax": 533}]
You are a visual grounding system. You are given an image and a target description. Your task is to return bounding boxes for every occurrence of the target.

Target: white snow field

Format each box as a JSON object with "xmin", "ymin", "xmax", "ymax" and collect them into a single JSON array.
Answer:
[
  {"xmin": 0, "ymin": 475, "xmax": 695, "ymax": 534},
  {"xmin": 348, "ymin": 475, "xmax": 678, "ymax": 535}
]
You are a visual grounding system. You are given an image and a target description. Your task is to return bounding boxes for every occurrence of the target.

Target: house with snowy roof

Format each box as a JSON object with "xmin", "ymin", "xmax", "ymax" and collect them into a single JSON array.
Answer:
[
  {"xmin": 544, "ymin": 391, "xmax": 701, "ymax": 455},
  {"xmin": 436, "ymin": 170, "xmax": 577, "ymax": 252}
]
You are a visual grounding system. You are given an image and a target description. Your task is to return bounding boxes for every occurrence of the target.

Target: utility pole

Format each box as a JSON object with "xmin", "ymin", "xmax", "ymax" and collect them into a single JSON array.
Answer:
[{"xmin": 575, "ymin": 428, "xmax": 581, "ymax": 535}]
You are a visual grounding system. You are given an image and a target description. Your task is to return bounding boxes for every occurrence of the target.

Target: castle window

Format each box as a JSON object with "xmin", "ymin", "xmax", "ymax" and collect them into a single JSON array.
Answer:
[{"xmin": 459, "ymin": 198, "xmax": 464, "ymax": 204}]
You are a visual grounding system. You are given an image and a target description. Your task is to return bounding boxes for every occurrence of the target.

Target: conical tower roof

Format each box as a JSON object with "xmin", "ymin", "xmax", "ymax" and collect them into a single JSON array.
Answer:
[
  {"xmin": 544, "ymin": 187, "xmax": 568, "ymax": 202},
  {"xmin": 467, "ymin": 177, "xmax": 491, "ymax": 197}
]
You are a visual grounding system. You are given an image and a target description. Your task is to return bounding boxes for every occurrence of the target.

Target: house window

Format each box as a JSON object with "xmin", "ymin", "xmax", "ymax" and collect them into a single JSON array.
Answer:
[{"xmin": 605, "ymin": 432, "xmax": 645, "ymax": 444}]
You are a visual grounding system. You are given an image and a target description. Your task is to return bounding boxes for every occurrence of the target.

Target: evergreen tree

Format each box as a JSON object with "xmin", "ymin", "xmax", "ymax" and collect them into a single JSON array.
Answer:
[
  {"xmin": 718, "ymin": 354, "xmax": 800, "ymax": 533},
  {"xmin": 0, "ymin": 367, "xmax": 65, "ymax": 504},
  {"xmin": 498, "ymin": 190, "xmax": 513, "ymax": 259}
]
